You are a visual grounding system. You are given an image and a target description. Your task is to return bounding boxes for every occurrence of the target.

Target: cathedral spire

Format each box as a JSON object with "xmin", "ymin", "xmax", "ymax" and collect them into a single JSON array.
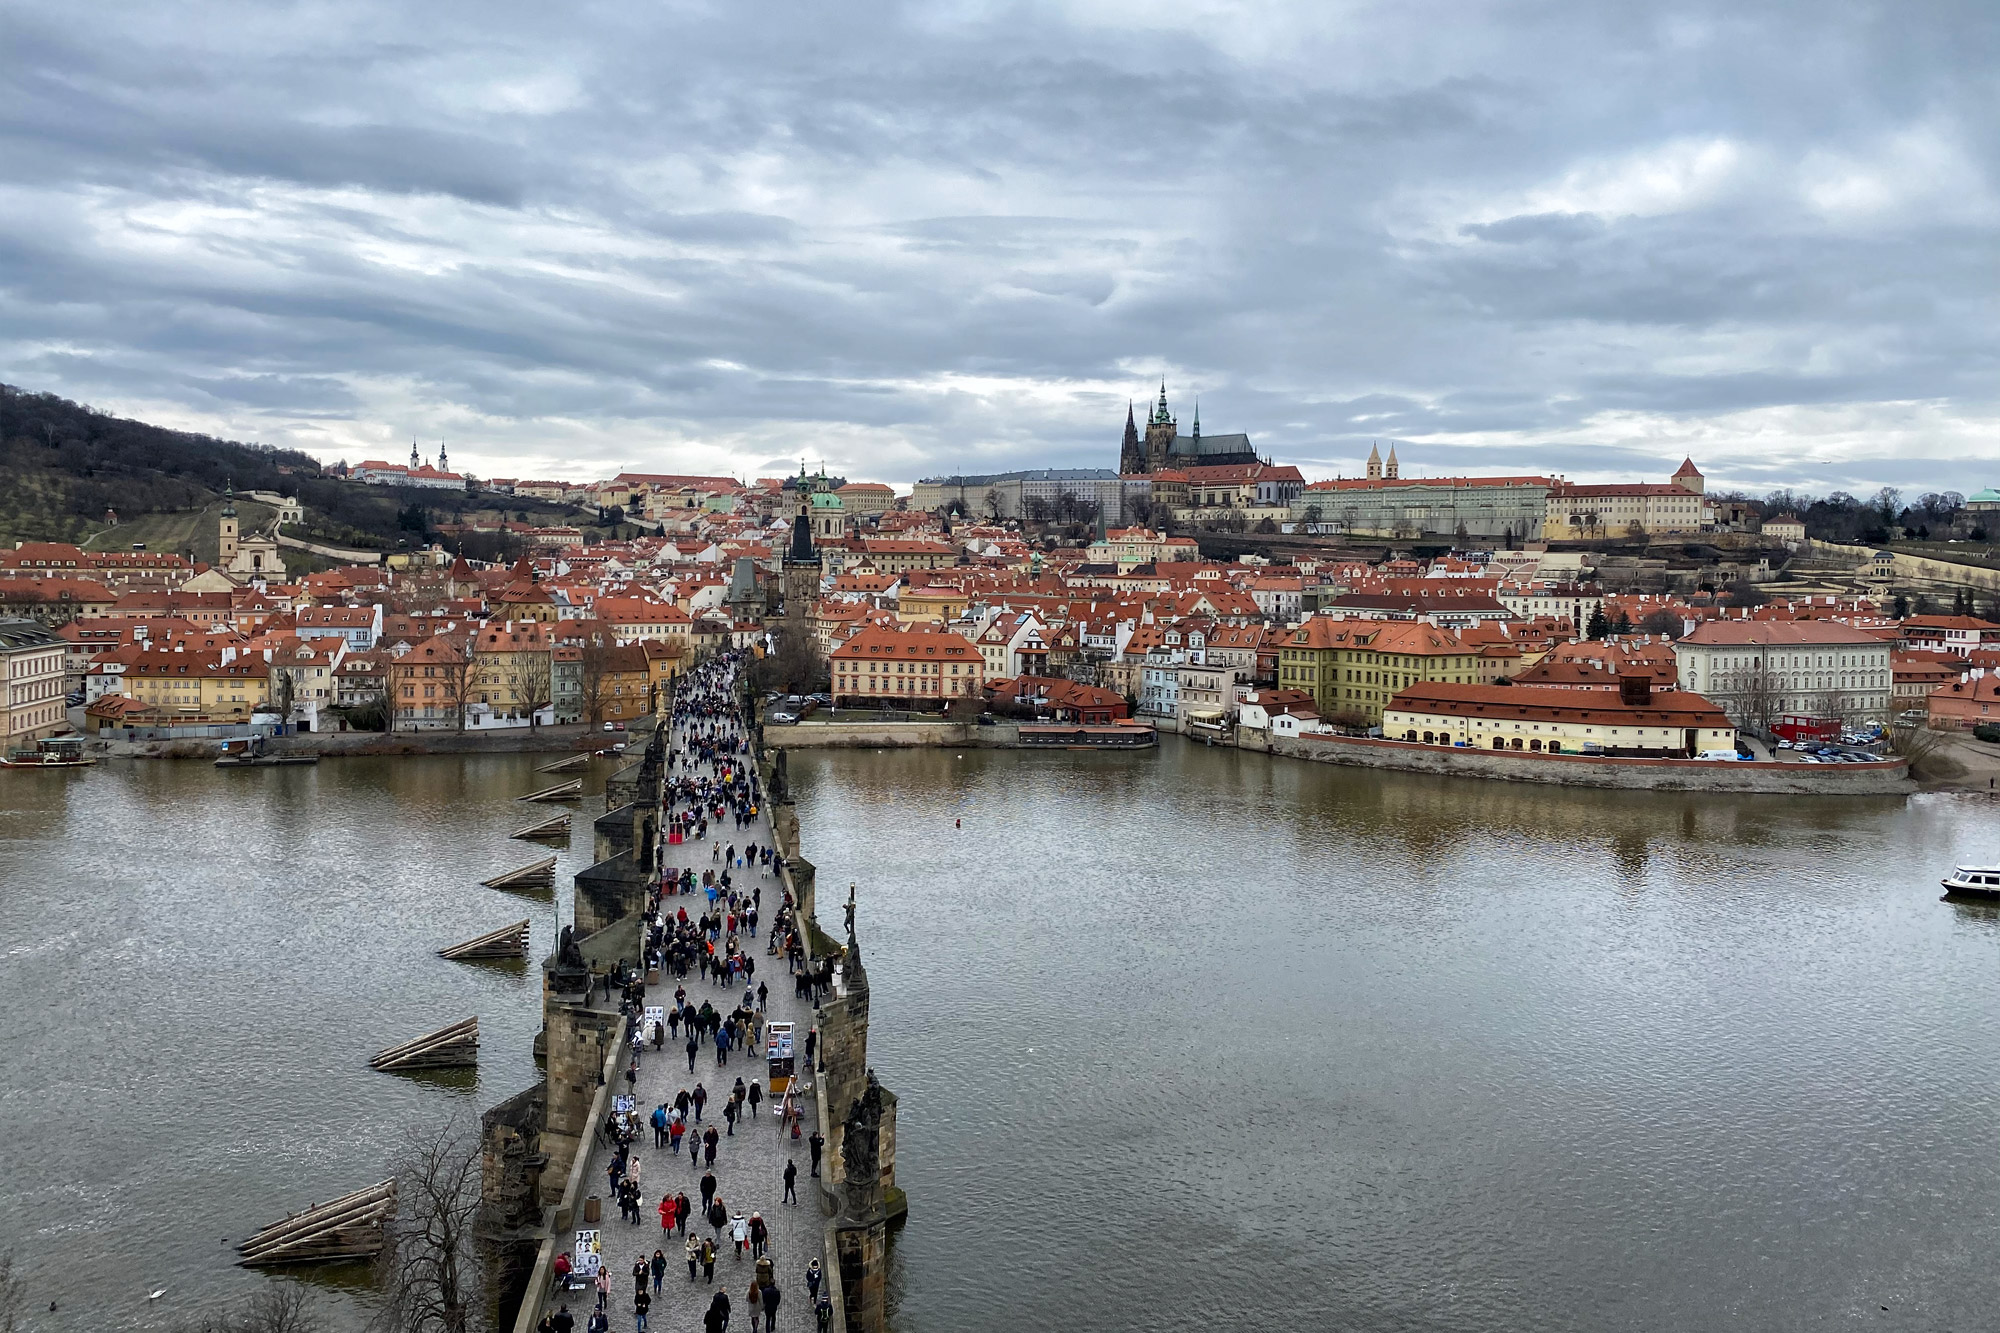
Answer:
[{"xmin": 1153, "ymin": 379, "xmax": 1170, "ymax": 426}]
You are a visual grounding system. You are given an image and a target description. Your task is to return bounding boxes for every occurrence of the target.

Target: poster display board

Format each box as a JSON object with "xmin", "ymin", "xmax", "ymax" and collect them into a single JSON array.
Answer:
[{"xmin": 573, "ymin": 1228, "xmax": 603, "ymax": 1277}]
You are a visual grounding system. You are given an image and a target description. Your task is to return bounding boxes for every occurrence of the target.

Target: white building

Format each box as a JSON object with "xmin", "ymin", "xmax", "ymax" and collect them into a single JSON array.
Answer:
[{"xmin": 1673, "ymin": 620, "xmax": 1892, "ymax": 726}]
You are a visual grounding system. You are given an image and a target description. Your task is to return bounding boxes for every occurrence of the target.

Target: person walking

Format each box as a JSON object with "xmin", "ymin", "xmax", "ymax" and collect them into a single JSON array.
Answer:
[
  {"xmin": 730, "ymin": 1211, "xmax": 748, "ymax": 1259},
  {"xmin": 700, "ymin": 1171, "xmax": 718, "ymax": 1213},
  {"xmin": 700, "ymin": 1236, "xmax": 717, "ymax": 1285},
  {"xmin": 685, "ymin": 1231, "xmax": 702, "ymax": 1282},
  {"xmin": 632, "ymin": 1288, "xmax": 651, "ymax": 1333},
  {"xmin": 808, "ymin": 1130, "xmax": 824, "ymax": 1177},
  {"xmin": 747, "ymin": 1081, "xmax": 761, "ymax": 1120},
  {"xmin": 805, "ymin": 1258, "xmax": 822, "ymax": 1306},
  {"xmin": 748, "ymin": 1212, "xmax": 767, "ymax": 1259},
  {"xmin": 652, "ymin": 1104, "xmax": 669, "ymax": 1148},
  {"xmin": 586, "ymin": 1307, "xmax": 608, "ymax": 1333},
  {"xmin": 759, "ymin": 1281, "xmax": 780, "ymax": 1333},
  {"xmin": 632, "ymin": 1257, "xmax": 649, "ymax": 1301},
  {"xmin": 783, "ymin": 1160, "xmax": 798, "ymax": 1205},
  {"xmin": 651, "ymin": 1248, "xmax": 667, "ymax": 1294},
  {"xmin": 594, "ymin": 1267, "xmax": 610, "ymax": 1311},
  {"xmin": 704, "ymin": 1288, "xmax": 729, "ymax": 1333}
]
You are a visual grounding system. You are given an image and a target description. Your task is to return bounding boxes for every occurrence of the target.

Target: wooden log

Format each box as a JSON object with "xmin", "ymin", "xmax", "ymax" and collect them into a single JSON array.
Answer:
[
  {"xmin": 518, "ymin": 778, "xmax": 583, "ymax": 802},
  {"xmin": 237, "ymin": 1179, "xmax": 396, "ymax": 1266},
  {"xmin": 536, "ymin": 753, "xmax": 591, "ymax": 773},
  {"xmin": 438, "ymin": 920, "xmax": 531, "ymax": 960},
  {"xmin": 510, "ymin": 813, "xmax": 572, "ymax": 842},
  {"xmin": 370, "ymin": 1017, "xmax": 479, "ymax": 1071},
  {"xmin": 480, "ymin": 855, "xmax": 556, "ymax": 891}
]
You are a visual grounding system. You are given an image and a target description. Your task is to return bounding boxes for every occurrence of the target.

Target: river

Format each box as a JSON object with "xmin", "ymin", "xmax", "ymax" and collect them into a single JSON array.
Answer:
[
  {"xmin": 2, "ymin": 743, "xmax": 1997, "ymax": 1332},
  {"xmin": 0, "ymin": 754, "xmax": 593, "ymax": 1331},
  {"xmin": 789, "ymin": 738, "xmax": 2000, "ymax": 1332}
]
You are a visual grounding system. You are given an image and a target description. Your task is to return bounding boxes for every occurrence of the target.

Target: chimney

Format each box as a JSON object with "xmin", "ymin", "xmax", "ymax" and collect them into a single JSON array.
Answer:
[{"xmin": 1619, "ymin": 674, "xmax": 1652, "ymax": 706}]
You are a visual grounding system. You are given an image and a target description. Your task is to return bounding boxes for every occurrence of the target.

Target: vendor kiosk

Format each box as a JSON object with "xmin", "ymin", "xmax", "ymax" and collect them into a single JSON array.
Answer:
[{"xmin": 766, "ymin": 1021, "xmax": 796, "ymax": 1095}]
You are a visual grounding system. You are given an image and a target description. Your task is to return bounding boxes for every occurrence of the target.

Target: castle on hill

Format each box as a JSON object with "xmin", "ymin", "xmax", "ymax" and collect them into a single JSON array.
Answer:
[{"xmin": 1118, "ymin": 383, "xmax": 1261, "ymax": 474}]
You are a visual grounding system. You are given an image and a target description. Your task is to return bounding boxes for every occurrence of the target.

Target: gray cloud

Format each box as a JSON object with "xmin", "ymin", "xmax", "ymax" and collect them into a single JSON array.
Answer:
[{"xmin": 0, "ymin": 0, "xmax": 1995, "ymax": 492}]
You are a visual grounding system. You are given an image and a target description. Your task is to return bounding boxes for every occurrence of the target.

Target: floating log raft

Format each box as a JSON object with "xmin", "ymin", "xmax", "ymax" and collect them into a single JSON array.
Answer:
[
  {"xmin": 481, "ymin": 855, "xmax": 556, "ymax": 892},
  {"xmin": 438, "ymin": 920, "xmax": 531, "ymax": 960},
  {"xmin": 536, "ymin": 753, "xmax": 591, "ymax": 774},
  {"xmin": 237, "ymin": 1179, "xmax": 396, "ymax": 1266},
  {"xmin": 370, "ymin": 1018, "xmax": 479, "ymax": 1071},
  {"xmin": 518, "ymin": 778, "xmax": 583, "ymax": 803},
  {"xmin": 510, "ymin": 813, "xmax": 572, "ymax": 842}
]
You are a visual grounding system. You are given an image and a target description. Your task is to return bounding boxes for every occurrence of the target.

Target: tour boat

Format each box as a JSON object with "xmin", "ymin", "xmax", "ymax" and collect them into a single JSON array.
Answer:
[
  {"xmin": 0, "ymin": 736, "xmax": 94, "ymax": 768},
  {"xmin": 1941, "ymin": 865, "xmax": 2000, "ymax": 901}
]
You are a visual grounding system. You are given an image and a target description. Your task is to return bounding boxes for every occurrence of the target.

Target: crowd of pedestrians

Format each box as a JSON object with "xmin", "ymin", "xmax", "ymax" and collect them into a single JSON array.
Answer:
[{"xmin": 541, "ymin": 653, "xmax": 837, "ymax": 1333}]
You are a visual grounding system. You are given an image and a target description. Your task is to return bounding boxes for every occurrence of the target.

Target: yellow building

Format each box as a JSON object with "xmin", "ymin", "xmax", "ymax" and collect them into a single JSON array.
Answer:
[
  {"xmin": 119, "ymin": 648, "xmax": 270, "ymax": 717},
  {"xmin": 897, "ymin": 579, "xmax": 970, "ymax": 624},
  {"xmin": 641, "ymin": 639, "xmax": 684, "ymax": 712},
  {"xmin": 1277, "ymin": 618, "xmax": 1483, "ymax": 725},
  {"xmin": 470, "ymin": 620, "xmax": 556, "ymax": 718}
]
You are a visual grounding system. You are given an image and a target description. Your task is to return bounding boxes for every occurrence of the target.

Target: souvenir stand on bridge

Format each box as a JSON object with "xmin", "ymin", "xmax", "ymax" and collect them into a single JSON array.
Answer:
[{"xmin": 766, "ymin": 1021, "xmax": 796, "ymax": 1095}]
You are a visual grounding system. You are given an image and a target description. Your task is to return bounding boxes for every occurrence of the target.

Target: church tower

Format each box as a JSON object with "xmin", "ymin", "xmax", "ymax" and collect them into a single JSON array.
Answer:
[
  {"xmin": 1143, "ymin": 381, "xmax": 1177, "ymax": 472},
  {"xmin": 410, "ymin": 440, "xmax": 420, "ymax": 470},
  {"xmin": 1385, "ymin": 446, "xmax": 1400, "ymax": 480},
  {"xmin": 781, "ymin": 463, "xmax": 823, "ymax": 618},
  {"xmin": 218, "ymin": 486, "xmax": 239, "ymax": 567},
  {"xmin": 437, "ymin": 440, "xmax": 448, "ymax": 473},
  {"xmin": 1366, "ymin": 443, "xmax": 1382, "ymax": 482},
  {"xmin": 1119, "ymin": 402, "xmax": 1142, "ymax": 474}
]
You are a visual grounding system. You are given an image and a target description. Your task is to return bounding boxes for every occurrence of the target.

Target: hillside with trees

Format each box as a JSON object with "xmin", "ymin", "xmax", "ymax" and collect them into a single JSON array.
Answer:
[{"xmin": 0, "ymin": 385, "xmax": 634, "ymax": 562}]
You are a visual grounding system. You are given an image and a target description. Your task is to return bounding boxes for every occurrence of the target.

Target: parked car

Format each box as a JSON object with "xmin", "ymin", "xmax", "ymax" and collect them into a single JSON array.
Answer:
[{"xmin": 769, "ymin": 710, "xmax": 798, "ymax": 725}]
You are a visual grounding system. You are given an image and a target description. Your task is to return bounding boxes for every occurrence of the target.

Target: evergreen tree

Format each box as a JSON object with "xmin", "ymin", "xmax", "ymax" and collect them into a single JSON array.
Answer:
[{"xmin": 1586, "ymin": 606, "xmax": 1609, "ymax": 640}]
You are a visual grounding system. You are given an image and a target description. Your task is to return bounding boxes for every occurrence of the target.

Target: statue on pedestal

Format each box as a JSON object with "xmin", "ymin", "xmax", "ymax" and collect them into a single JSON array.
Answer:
[
  {"xmin": 841, "ymin": 1074, "xmax": 885, "ymax": 1219},
  {"xmin": 552, "ymin": 924, "xmax": 590, "ymax": 994}
]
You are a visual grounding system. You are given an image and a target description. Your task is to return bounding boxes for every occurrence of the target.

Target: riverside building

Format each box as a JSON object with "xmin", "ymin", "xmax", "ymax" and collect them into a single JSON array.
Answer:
[{"xmin": 1672, "ymin": 620, "xmax": 1893, "ymax": 726}]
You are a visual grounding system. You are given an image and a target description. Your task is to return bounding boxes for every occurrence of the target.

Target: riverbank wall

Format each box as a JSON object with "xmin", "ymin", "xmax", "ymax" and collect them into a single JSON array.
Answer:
[
  {"xmin": 766, "ymin": 719, "xmax": 982, "ymax": 748},
  {"xmin": 105, "ymin": 724, "xmax": 609, "ymax": 760},
  {"xmin": 1256, "ymin": 730, "xmax": 1914, "ymax": 794}
]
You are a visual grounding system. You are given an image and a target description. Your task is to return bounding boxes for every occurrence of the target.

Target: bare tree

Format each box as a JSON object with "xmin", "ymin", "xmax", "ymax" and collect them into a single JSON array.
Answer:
[
  {"xmin": 440, "ymin": 632, "xmax": 477, "ymax": 734},
  {"xmin": 576, "ymin": 634, "xmax": 612, "ymax": 726},
  {"xmin": 163, "ymin": 1286, "xmax": 324, "ymax": 1333},
  {"xmin": 374, "ymin": 1121, "xmax": 483, "ymax": 1333},
  {"xmin": 508, "ymin": 650, "xmax": 553, "ymax": 726}
]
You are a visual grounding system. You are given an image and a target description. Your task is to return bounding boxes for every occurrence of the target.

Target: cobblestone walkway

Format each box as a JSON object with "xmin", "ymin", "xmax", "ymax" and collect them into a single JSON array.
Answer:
[{"xmin": 542, "ymin": 729, "xmax": 828, "ymax": 1333}]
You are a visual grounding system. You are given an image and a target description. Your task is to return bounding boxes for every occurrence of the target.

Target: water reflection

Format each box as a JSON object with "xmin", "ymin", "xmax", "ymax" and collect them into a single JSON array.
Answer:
[{"xmin": 793, "ymin": 737, "xmax": 2000, "ymax": 1333}]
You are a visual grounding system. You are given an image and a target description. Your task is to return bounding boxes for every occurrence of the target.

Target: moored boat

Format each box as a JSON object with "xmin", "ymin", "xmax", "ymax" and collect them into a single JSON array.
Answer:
[
  {"xmin": 1941, "ymin": 865, "xmax": 2000, "ymax": 901},
  {"xmin": 0, "ymin": 736, "xmax": 94, "ymax": 768}
]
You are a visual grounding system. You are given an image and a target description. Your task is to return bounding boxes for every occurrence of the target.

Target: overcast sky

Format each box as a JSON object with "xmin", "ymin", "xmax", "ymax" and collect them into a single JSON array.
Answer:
[{"xmin": 3, "ymin": 0, "xmax": 1995, "ymax": 497}]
